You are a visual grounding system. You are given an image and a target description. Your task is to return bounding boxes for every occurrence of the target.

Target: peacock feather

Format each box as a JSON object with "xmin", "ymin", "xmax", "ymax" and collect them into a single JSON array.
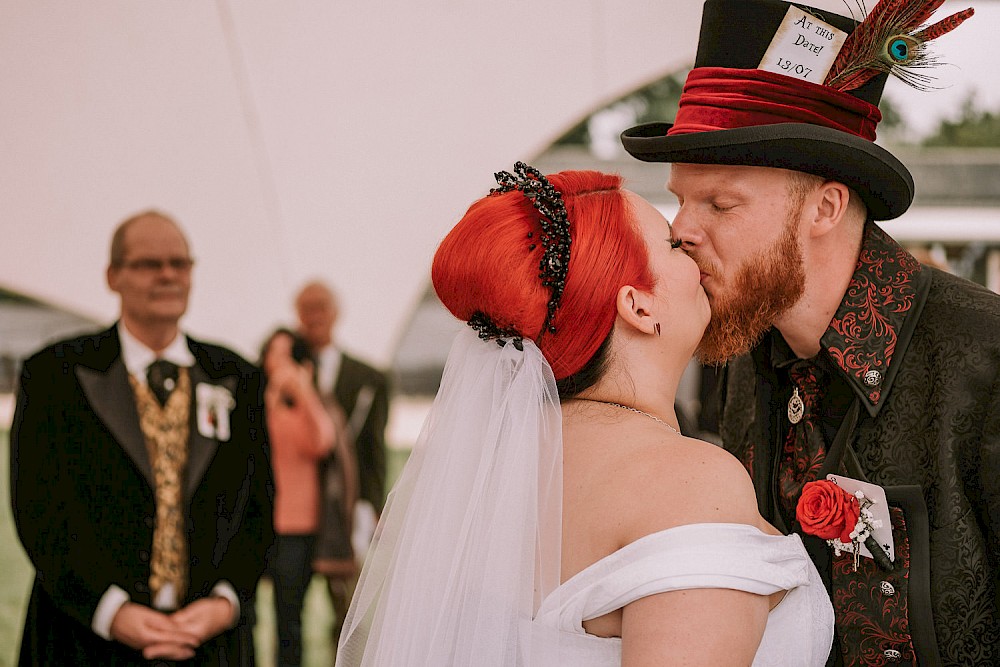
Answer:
[{"xmin": 824, "ymin": 0, "xmax": 974, "ymax": 92}]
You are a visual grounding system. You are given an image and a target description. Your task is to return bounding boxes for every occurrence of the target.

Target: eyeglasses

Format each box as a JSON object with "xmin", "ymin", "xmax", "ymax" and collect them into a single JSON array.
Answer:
[{"xmin": 119, "ymin": 257, "xmax": 195, "ymax": 273}]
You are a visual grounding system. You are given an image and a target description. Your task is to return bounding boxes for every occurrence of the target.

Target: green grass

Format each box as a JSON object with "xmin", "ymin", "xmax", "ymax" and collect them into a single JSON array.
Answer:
[
  {"xmin": 1, "ymin": 430, "xmax": 33, "ymax": 667},
  {"xmin": 0, "ymin": 429, "xmax": 410, "ymax": 667},
  {"xmin": 253, "ymin": 574, "xmax": 337, "ymax": 667}
]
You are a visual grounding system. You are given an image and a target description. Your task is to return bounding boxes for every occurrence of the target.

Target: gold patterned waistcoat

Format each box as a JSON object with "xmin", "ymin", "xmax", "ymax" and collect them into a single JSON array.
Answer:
[{"xmin": 130, "ymin": 368, "xmax": 191, "ymax": 607}]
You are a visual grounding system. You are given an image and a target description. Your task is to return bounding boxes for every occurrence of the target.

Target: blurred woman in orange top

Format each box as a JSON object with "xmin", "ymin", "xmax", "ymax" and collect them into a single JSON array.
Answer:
[{"xmin": 260, "ymin": 328, "xmax": 334, "ymax": 667}]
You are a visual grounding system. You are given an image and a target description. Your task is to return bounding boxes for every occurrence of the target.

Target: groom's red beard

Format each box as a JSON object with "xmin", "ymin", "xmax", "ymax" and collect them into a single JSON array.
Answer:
[{"xmin": 694, "ymin": 213, "xmax": 806, "ymax": 366}]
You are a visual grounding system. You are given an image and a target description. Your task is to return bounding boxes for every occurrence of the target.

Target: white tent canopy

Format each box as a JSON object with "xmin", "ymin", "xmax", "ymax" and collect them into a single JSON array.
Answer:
[{"xmin": 0, "ymin": 1, "xmax": 700, "ymax": 363}]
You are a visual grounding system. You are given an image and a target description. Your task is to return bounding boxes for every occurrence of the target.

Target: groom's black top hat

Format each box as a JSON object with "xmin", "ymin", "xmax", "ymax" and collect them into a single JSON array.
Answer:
[{"xmin": 622, "ymin": 0, "xmax": 973, "ymax": 221}]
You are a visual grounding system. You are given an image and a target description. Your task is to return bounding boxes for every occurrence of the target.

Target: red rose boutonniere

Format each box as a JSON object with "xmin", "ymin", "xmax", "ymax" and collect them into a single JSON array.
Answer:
[
  {"xmin": 796, "ymin": 479, "xmax": 894, "ymax": 572},
  {"xmin": 796, "ymin": 479, "xmax": 860, "ymax": 543}
]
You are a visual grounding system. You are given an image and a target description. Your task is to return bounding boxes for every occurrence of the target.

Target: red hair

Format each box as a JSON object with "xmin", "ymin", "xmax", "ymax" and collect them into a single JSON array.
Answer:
[{"xmin": 432, "ymin": 170, "xmax": 653, "ymax": 380}]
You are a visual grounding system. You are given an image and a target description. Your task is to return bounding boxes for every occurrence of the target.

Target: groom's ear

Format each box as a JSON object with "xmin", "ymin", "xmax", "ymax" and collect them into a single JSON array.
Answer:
[
  {"xmin": 807, "ymin": 180, "xmax": 853, "ymax": 239},
  {"xmin": 615, "ymin": 285, "xmax": 657, "ymax": 336}
]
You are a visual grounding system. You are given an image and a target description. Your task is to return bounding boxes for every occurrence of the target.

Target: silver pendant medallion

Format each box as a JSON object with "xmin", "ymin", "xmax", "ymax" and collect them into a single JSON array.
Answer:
[{"xmin": 788, "ymin": 388, "xmax": 804, "ymax": 424}]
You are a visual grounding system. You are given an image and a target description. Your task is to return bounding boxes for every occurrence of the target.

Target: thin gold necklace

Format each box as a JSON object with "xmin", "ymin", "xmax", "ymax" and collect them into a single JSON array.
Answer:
[{"xmin": 579, "ymin": 399, "xmax": 680, "ymax": 435}]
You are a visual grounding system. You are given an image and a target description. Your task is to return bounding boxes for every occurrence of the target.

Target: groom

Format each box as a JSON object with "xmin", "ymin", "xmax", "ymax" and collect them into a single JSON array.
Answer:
[
  {"xmin": 10, "ymin": 210, "xmax": 274, "ymax": 665},
  {"xmin": 623, "ymin": 0, "xmax": 998, "ymax": 664}
]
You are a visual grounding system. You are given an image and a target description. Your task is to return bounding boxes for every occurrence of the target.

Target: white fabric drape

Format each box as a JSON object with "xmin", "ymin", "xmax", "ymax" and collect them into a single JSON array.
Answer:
[
  {"xmin": 531, "ymin": 524, "xmax": 833, "ymax": 666},
  {"xmin": 337, "ymin": 328, "xmax": 563, "ymax": 666}
]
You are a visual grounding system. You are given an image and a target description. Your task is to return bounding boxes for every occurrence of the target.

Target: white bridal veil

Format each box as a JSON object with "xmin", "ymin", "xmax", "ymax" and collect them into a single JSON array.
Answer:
[{"xmin": 337, "ymin": 328, "xmax": 563, "ymax": 666}]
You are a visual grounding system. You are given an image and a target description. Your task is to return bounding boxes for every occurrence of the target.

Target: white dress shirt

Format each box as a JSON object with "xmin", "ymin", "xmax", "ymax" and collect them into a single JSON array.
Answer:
[{"xmin": 316, "ymin": 344, "xmax": 342, "ymax": 397}]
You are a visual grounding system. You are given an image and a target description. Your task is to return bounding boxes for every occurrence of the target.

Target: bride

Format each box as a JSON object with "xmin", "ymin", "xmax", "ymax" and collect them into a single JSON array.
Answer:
[{"xmin": 336, "ymin": 164, "xmax": 833, "ymax": 665}]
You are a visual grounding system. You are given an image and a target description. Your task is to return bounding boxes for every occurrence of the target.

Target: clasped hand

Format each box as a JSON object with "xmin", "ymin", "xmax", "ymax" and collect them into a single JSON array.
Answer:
[{"xmin": 110, "ymin": 597, "xmax": 234, "ymax": 660}]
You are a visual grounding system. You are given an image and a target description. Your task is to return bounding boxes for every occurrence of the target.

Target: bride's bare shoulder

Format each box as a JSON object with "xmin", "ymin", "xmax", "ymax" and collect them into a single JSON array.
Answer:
[{"xmin": 603, "ymin": 430, "xmax": 764, "ymax": 541}]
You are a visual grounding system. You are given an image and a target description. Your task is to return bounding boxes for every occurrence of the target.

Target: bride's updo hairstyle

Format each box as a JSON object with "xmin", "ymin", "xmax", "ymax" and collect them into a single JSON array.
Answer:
[{"xmin": 432, "ymin": 168, "xmax": 653, "ymax": 397}]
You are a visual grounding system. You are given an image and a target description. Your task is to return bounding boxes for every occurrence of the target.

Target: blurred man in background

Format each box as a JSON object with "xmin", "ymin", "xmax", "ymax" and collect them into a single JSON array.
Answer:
[
  {"xmin": 294, "ymin": 281, "xmax": 390, "ymax": 643},
  {"xmin": 10, "ymin": 210, "xmax": 273, "ymax": 665}
]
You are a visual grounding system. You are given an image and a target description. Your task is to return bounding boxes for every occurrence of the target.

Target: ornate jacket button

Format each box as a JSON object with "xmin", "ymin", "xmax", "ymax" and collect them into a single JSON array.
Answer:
[
  {"xmin": 864, "ymin": 369, "xmax": 882, "ymax": 386},
  {"xmin": 883, "ymin": 648, "xmax": 902, "ymax": 661},
  {"xmin": 880, "ymin": 580, "xmax": 896, "ymax": 596}
]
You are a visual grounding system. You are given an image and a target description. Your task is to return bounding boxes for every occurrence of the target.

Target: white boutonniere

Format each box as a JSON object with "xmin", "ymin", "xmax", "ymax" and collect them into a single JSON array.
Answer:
[{"xmin": 196, "ymin": 383, "xmax": 236, "ymax": 441}]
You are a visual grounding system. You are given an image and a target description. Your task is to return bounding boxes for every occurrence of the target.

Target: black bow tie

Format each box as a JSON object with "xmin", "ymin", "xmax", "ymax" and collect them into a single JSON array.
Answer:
[{"xmin": 147, "ymin": 359, "xmax": 180, "ymax": 406}]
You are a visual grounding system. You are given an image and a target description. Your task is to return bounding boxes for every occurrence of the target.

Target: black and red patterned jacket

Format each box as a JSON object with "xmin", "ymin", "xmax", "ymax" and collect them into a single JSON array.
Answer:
[{"xmin": 720, "ymin": 223, "xmax": 1000, "ymax": 666}]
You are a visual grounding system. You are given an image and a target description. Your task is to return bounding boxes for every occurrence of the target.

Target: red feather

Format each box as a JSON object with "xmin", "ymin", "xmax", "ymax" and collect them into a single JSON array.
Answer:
[
  {"xmin": 904, "ymin": 0, "xmax": 947, "ymax": 32},
  {"xmin": 912, "ymin": 7, "xmax": 975, "ymax": 42}
]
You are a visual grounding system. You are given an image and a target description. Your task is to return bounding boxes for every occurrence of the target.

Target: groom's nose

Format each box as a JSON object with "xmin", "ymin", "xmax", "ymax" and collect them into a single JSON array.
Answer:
[{"xmin": 669, "ymin": 205, "xmax": 702, "ymax": 251}]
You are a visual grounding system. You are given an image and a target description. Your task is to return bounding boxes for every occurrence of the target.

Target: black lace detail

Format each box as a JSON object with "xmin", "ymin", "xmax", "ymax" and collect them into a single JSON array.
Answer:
[{"xmin": 468, "ymin": 311, "xmax": 524, "ymax": 351}]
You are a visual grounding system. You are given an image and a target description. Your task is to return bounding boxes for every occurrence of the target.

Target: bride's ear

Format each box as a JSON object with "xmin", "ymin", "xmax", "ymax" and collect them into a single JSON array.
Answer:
[{"xmin": 616, "ymin": 285, "xmax": 657, "ymax": 336}]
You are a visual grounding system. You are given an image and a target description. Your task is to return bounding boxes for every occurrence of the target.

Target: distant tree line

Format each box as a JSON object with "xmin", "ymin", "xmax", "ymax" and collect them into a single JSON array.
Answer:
[{"xmin": 922, "ymin": 95, "xmax": 1000, "ymax": 147}]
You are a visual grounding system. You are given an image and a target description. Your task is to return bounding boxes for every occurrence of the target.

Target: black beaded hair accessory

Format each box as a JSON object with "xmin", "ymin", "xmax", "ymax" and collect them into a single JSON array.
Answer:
[
  {"xmin": 467, "ymin": 162, "xmax": 570, "ymax": 348},
  {"xmin": 468, "ymin": 311, "xmax": 524, "ymax": 351}
]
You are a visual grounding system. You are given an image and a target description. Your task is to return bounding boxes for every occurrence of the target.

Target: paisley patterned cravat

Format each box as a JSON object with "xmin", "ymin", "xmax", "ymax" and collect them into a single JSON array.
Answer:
[{"xmin": 778, "ymin": 360, "xmax": 828, "ymax": 519}]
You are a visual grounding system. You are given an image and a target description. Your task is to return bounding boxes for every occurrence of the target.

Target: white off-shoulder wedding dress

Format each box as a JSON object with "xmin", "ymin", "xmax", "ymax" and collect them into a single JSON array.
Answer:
[
  {"xmin": 338, "ymin": 334, "xmax": 833, "ymax": 666},
  {"xmin": 529, "ymin": 522, "xmax": 834, "ymax": 666}
]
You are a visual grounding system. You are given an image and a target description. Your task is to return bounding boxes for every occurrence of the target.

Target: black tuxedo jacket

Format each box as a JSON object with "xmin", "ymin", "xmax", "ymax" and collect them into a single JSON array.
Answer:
[
  {"xmin": 10, "ymin": 325, "xmax": 275, "ymax": 666},
  {"xmin": 331, "ymin": 353, "xmax": 389, "ymax": 513},
  {"xmin": 720, "ymin": 226, "xmax": 1000, "ymax": 666}
]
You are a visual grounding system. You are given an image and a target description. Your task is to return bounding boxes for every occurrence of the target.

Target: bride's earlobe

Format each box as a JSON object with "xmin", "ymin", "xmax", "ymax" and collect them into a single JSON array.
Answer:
[{"xmin": 616, "ymin": 285, "xmax": 657, "ymax": 335}]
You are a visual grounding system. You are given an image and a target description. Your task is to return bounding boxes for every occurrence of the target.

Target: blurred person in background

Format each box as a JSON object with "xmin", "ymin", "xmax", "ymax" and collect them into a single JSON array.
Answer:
[
  {"xmin": 259, "ymin": 328, "xmax": 335, "ymax": 667},
  {"xmin": 294, "ymin": 281, "xmax": 389, "ymax": 643},
  {"xmin": 10, "ymin": 210, "xmax": 273, "ymax": 665}
]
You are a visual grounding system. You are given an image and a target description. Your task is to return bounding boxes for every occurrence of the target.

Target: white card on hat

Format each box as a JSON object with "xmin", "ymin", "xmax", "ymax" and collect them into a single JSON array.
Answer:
[{"xmin": 758, "ymin": 5, "xmax": 848, "ymax": 84}]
